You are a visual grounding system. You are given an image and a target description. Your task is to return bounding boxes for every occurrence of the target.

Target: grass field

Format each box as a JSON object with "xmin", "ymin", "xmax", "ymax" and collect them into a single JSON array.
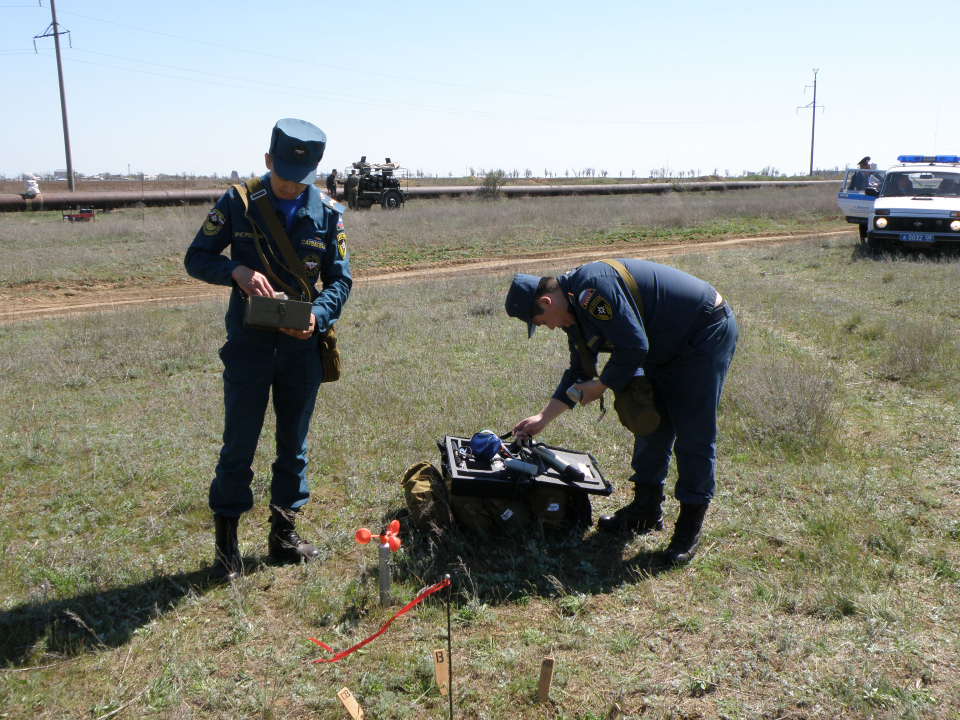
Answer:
[
  {"xmin": 0, "ymin": 184, "xmax": 842, "ymax": 289},
  {"xmin": 1, "ymin": 193, "xmax": 959, "ymax": 719}
]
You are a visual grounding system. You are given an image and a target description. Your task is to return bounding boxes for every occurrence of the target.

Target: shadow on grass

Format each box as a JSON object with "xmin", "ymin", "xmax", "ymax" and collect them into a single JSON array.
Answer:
[
  {"xmin": 0, "ymin": 557, "xmax": 267, "ymax": 668},
  {"xmin": 851, "ymin": 242, "xmax": 960, "ymax": 262},
  {"xmin": 391, "ymin": 511, "xmax": 677, "ymax": 604}
]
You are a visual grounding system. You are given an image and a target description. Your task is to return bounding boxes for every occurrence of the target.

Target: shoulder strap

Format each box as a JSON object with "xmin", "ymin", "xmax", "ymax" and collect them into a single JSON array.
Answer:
[
  {"xmin": 572, "ymin": 322, "xmax": 598, "ymax": 379},
  {"xmin": 599, "ymin": 259, "xmax": 644, "ymax": 322},
  {"xmin": 234, "ymin": 178, "xmax": 313, "ymax": 301}
]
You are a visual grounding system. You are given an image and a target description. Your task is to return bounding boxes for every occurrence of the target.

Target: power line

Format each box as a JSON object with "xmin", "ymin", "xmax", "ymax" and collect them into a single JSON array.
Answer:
[
  {"xmin": 56, "ymin": 8, "xmax": 796, "ymax": 109},
  {"xmin": 37, "ymin": 49, "xmax": 800, "ymax": 128}
]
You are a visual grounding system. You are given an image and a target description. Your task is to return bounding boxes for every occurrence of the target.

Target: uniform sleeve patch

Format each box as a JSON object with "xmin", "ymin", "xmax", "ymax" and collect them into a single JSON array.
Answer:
[
  {"xmin": 588, "ymin": 294, "xmax": 613, "ymax": 321},
  {"xmin": 337, "ymin": 216, "xmax": 344, "ymax": 230},
  {"xmin": 337, "ymin": 234, "xmax": 347, "ymax": 260},
  {"xmin": 202, "ymin": 208, "xmax": 225, "ymax": 236},
  {"xmin": 578, "ymin": 288, "xmax": 596, "ymax": 308},
  {"xmin": 301, "ymin": 237, "xmax": 326, "ymax": 250}
]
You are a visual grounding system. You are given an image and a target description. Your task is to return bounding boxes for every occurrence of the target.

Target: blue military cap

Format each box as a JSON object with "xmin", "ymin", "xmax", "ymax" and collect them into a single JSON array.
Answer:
[
  {"xmin": 504, "ymin": 273, "xmax": 541, "ymax": 338},
  {"xmin": 269, "ymin": 118, "xmax": 326, "ymax": 185}
]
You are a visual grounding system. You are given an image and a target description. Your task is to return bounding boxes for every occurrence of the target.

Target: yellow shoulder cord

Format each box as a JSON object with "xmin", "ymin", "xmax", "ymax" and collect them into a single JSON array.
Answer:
[
  {"xmin": 233, "ymin": 179, "xmax": 313, "ymax": 302},
  {"xmin": 571, "ymin": 317, "xmax": 606, "ymax": 421},
  {"xmin": 231, "ymin": 182, "xmax": 301, "ymax": 299},
  {"xmin": 588, "ymin": 258, "xmax": 648, "ymax": 421},
  {"xmin": 599, "ymin": 259, "xmax": 645, "ymax": 322}
]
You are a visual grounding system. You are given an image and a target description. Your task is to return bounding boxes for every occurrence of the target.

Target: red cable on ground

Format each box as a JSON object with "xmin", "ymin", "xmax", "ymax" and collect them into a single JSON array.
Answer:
[{"xmin": 309, "ymin": 578, "xmax": 451, "ymax": 664}]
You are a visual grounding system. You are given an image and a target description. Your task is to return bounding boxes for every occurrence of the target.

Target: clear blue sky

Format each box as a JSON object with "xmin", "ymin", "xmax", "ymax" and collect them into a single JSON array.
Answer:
[{"xmin": 3, "ymin": 0, "xmax": 958, "ymax": 179}]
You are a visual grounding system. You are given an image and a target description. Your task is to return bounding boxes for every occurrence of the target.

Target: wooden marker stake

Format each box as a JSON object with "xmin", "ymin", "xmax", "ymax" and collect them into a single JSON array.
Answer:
[
  {"xmin": 433, "ymin": 648, "xmax": 450, "ymax": 696},
  {"xmin": 537, "ymin": 657, "xmax": 555, "ymax": 703},
  {"xmin": 337, "ymin": 687, "xmax": 364, "ymax": 719}
]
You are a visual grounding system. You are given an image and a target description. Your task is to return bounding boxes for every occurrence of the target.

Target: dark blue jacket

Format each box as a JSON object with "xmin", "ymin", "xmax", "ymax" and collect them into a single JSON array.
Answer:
[
  {"xmin": 184, "ymin": 172, "xmax": 352, "ymax": 351},
  {"xmin": 553, "ymin": 259, "xmax": 718, "ymax": 405}
]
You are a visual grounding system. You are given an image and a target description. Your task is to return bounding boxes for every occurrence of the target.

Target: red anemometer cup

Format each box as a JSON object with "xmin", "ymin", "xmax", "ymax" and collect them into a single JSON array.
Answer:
[{"xmin": 355, "ymin": 519, "xmax": 401, "ymax": 552}]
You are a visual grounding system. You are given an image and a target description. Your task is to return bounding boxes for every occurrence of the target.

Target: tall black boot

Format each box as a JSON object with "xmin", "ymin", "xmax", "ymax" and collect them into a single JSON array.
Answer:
[
  {"xmin": 211, "ymin": 513, "xmax": 240, "ymax": 581},
  {"xmin": 661, "ymin": 503, "xmax": 709, "ymax": 566},
  {"xmin": 268, "ymin": 507, "xmax": 321, "ymax": 563},
  {"xmin": 597, "ymin": 483, "xmax": 665, "ymax": 533}
]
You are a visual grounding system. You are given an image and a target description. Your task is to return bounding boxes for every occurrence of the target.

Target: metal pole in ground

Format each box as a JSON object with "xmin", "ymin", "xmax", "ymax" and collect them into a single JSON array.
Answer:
[
  {"xmin": 34, "ymin": 0, "xmax": 75, "ymax": 191},
  {"xmin": 445, "ymin": 574, "xmax": 453, "ymax": 720},
  {"xmin": 378, "ymin": 542, "xmax": 391, "ymax": 608}
]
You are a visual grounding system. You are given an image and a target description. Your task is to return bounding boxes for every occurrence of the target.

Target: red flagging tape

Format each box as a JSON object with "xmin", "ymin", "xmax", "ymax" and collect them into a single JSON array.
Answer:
[{"xmin": 310, "ymin": 578, "xmax": 451, "ymax": 663}]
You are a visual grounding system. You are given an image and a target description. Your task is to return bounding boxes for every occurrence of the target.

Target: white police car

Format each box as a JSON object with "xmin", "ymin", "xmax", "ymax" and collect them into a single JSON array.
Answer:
[
  {"xmin": 865, "ymin": 155, "xmax": 960, "ymax": 253},
  {"xmin": 837, "ymin": 164, "xmax": 885, "ymax": 241}
]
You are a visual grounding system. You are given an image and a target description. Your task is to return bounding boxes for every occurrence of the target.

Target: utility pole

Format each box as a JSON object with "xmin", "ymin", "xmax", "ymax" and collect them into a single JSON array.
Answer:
[
  {"xmin": 797, "ymin": 69, "xmax": 822, "ymax": 177},
  {"xmin": 34, "ymin": 0, "xmax": 75, "ymax": 191}
]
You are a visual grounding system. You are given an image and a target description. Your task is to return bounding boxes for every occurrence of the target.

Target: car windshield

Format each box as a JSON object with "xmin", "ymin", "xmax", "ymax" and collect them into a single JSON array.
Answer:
[{"xmin": 880, "ymin": 171, "xmax": 960, "ymax": 197}]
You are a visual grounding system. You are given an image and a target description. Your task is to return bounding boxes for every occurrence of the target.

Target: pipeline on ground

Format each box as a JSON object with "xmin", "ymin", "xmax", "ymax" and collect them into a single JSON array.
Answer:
[{"xmin": 0, "ymin": 180, "xmax": 836, "ymax": 213}]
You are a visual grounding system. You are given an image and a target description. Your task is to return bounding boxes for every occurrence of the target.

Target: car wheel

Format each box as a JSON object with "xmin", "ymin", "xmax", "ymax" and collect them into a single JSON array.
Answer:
[{"xmin": 381, "ymin": 191, "xmax": 403, "ymax": 210}]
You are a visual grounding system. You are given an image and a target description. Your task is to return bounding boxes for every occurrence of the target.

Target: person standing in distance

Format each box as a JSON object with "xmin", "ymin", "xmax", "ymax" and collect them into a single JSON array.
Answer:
[
  {"xmin": 185, "ymin": 118, "xmax": 352, "ymax": 581},
  {"xmin": 505, "ymin": 259, "xmax": 737, "ymax": 566},
  {"xmin": 344, "ymin": 170, "xmax": 360, "ymax": 211},
  {"xmin": 325, "ymin": 167, "xmax": 338, "ymax": 197}
]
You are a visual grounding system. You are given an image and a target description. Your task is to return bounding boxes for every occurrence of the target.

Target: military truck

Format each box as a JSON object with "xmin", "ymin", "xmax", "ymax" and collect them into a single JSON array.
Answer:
[{"xmin": 342, "ymin": 156, "xmax": 407, "ymax": 210}]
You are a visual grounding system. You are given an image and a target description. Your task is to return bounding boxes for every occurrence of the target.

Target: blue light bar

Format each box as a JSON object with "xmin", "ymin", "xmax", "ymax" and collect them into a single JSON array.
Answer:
[
  {"xmin": 935, "ymin": 155, "xmax": 960, "ymax": 163},
  {"xmin": 898, "ymin": 155, "xmax": 928, "ymax": 162}
]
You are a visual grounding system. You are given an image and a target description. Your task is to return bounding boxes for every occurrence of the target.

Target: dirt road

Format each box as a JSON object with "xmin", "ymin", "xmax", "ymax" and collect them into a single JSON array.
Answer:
[{"xmin": 1, "ymin": 230, "xmax": 852, "ymax": 325}]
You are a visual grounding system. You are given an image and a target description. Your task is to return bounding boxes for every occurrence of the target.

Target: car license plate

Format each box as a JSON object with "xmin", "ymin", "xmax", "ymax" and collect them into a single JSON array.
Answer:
[{"xmin": 900, "ymin": 233, "xmax": 935, "ymax": 243}]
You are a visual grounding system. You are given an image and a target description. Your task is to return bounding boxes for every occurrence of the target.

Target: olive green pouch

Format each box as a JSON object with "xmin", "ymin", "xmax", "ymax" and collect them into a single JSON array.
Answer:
[{"xmin": 613, "ymin": 374, "xmax": 661, "ymax": 435}]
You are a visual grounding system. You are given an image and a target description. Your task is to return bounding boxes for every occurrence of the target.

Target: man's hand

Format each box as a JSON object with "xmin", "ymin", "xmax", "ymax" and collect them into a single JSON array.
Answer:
[
  {"xmin": 572, "ymin": 379, "xmax": 608, "ymax": 406},
  {"xmin": 513, "ymin": 414, "xmax": 549, "ymax": 441},
  {"xmin": 232, "ymin": 265, "xmax": 275, "ymax": 298},
  {"xmin": 512, "ymin": 399, "xmax": 570, "ymax": 441},
  {"xmin": 280, "ymin": 312, "xmax": 317, "ymax": 340}
]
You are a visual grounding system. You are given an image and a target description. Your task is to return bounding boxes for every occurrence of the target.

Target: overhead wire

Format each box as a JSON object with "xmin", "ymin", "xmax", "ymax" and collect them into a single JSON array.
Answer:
[
  {"xmin": 28, "ymin": 44, "xmax": 801, "ymax": 128},
  {"xmin": 55, "ymin": 8, "xmax": 797, "ymax": 109}
]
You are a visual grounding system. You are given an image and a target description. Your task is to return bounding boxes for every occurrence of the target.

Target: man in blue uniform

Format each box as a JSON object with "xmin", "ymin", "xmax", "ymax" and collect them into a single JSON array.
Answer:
[
  {"xmin": 505, "ymin": 259, "xmax": 737, "ymax": 566},
  {"xmin": 185, "ymin": 118, "xmax": 352, "ymax": 580}
]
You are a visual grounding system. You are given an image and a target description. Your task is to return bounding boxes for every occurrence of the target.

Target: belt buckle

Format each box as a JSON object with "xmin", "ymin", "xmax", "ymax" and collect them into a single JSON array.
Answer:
[{"xmin": 250, "ymin": 189, "xmax": 268, "ymax": 200}]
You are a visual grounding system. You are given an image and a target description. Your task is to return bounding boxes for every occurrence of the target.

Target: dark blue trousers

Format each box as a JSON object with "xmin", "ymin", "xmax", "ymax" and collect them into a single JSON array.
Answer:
[
  {"xmin": 629, "ymin": 305, "xmax": 738, "ymax": 505},
  {"xmin": 209, "ymin": 341, "xmax": 323, "ymax": 517}
]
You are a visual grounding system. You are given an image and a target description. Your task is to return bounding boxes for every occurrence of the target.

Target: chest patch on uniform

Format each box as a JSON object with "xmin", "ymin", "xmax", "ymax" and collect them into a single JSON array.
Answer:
[
  {"xmin": 302, "ymin": 254, "xmax": 321, "ymax": 277},
  {"xmin": 588, "ymin": 295, "xmax": 613, "ymax": 321},
  {"xmin": 337, "ymin": 234, "xmax": 347, "ymax": 260},
  {"xmin": 301, "ymin": 237, "xmax": 325, "ymax": 250},
  {"xmin": 578, "ymin": 288, "xmax": 596, "ymax": 309},
  {"xmin": 202, "ymin": 208, "xmax": 225, "ymax": 236}
]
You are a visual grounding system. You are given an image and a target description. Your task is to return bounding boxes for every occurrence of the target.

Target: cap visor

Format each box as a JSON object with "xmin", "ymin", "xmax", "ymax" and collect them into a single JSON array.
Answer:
[{"xmin": 272, "ymin": 159, "xmax": 317, "ymax": 185}]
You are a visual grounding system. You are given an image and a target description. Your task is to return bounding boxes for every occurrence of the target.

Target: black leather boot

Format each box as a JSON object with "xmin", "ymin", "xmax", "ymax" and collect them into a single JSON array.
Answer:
[
  {"xmin": 597, "ymin": 483, "xmax": 665, "ymax": 533},
  {"xmin": 661, "ymin": 503, "xmax": 709, "ymax": 566},
  {"xmin": 268, "ymin": 507, "xmax": 321, "ymax": 563},
  {"xmin": 211, "ymin": 513, "xmax": 241, "ymax": 581}
]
